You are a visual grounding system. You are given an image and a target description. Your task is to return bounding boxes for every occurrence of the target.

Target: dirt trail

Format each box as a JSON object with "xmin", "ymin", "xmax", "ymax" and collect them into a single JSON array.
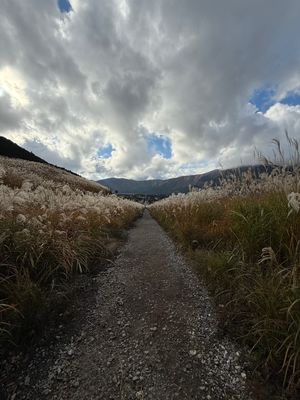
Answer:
[{"xmin": 6, "ymin": 211, "xmax": 256, "ymax": 399}]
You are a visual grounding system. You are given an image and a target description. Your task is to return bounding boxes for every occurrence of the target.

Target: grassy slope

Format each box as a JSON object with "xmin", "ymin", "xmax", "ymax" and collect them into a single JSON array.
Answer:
[{"xmin": 0, "ymin": 157, "xmax": 142, "ymax": 344}]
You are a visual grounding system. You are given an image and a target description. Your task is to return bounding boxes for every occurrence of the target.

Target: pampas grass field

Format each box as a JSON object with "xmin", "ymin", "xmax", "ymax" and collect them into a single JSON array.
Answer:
[
  {"xmin": 0, "ymin": 157, "xmax": 143, "ymax": 343},
  {"xmin": 150, "ymin": 135, "xmax": 300, "ymax": 393}
]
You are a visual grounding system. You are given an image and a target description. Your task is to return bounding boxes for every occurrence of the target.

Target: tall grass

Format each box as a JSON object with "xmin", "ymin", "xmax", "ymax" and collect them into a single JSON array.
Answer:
[
  {"xmin": 0, "ymin": 158, "xmax": 143, "ymax": 344},
  {"xmin": 150, "ymin": 135, "xmax": 300, "ymax": 393}
]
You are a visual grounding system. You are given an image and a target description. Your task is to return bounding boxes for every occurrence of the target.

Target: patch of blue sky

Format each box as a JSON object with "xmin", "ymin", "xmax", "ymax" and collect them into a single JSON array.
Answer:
[
  {"xmin": 146, "ymin": 134, "xmax": 172, "ymax": 159},
  {"xmin": 250, "ymin": 85, "xmax": 300, "ymax": 113},
  {"xmin": 280, "ymin": 91, "xmax": 300, "ymax": 107},
  {"xmin": 250, "ymin": 86, "xmax": 276, "ymax": 113},
  {"xmin": 58, "ymin": 0, "xmax": 72, "ymax": 13},
  {"xmin": 97, "ymin": 144, "xmax": 114, "ymax": 159}
]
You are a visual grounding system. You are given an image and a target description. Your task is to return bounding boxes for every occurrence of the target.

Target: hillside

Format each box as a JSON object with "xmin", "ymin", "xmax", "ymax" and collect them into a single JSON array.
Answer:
[
  {"xmin": 0, "ymin": 136, "xmax": 48, "ymax": 164},
  {"xmin": 0, "ymin": 136, "xmax": 108, "ymax": 193},
  {"xmin": 98, "ymin": 165, "xmax": 271, "ymax": 195},
  {"xmin": 0, "ymin": 156, "xmax": 109, "ymax": 194},
  {"xmin": 0, "ymin": 136, "xmax": 81, "ymax": 177}
]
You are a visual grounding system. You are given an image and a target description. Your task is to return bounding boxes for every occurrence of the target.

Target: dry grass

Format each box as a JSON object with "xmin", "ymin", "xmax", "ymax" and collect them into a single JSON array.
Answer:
[
  {"xmin": 150, "ymin": 135, "xmax": 300, "ymax": 393},
  {"xmin": 0, "ymin": 157, "xmax": 143, "ymax": 344},
  {"xmin": 0, "ymin": 156, "xmax": 109, "ymax": 193}
]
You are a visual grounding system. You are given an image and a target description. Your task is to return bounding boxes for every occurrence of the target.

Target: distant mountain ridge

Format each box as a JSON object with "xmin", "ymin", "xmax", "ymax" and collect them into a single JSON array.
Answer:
[
  {"xmin": 0, "ymin": 136, "xmax": 270, "ymax": 196},
  {"xmin": 98, "ymin": 165, "xmax": 270, "ymax": 195}
]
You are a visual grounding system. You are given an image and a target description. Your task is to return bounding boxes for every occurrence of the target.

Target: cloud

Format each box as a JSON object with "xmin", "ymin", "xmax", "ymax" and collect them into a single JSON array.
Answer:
[
  {"xmin": 1, "ymin": 0, "xmax": 300, "ymax": 179},
  {"xmin": 23, "ymin": 138, "xmax": 80, "ymax": 171},
  {"xmin": 0, "ymin": 92, "xmax": 23, "ymax": 131}
]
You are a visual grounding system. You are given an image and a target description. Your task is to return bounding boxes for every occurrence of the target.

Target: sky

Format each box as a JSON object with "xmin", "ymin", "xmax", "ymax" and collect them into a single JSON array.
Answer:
[{"xmin": 1, "ymin": 1, "xmax": 300, "ymax": 180}]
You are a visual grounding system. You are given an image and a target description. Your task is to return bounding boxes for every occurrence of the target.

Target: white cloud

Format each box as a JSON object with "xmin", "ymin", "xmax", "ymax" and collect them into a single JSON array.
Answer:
[{"xmin": 1, "ymin": 0, "xmax": 300, "ymax": 179}]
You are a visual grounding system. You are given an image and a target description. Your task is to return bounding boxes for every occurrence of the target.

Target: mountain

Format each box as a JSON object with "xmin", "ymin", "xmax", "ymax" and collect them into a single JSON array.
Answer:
[
  {"xmin": 0, "ymin": 136, "xmax": 270, "ymax": 196},
  {"xmin": 98, "ymin": 165, "xmax": 270, "ymax": 195},
  {"xmin": 0, "ymin": 136, "xmax": 80, "ymax": 176},
  {"xmin": 0, "ymin": 136, "xmax": 48, "ymax": 164}
]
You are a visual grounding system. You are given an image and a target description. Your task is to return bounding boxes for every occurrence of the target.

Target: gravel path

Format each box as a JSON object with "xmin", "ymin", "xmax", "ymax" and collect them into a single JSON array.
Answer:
[{"xmin": 6, "ymin": 211, "xmax": 256, "ymax": 399}]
